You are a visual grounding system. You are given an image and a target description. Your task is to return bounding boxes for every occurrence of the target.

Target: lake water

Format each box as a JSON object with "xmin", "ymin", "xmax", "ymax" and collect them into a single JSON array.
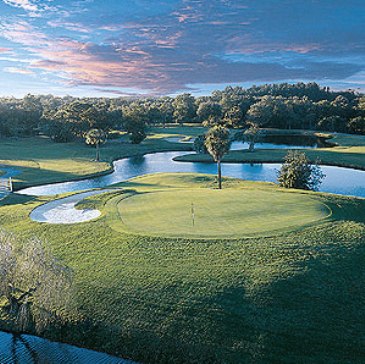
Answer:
[
  {"xmin": 18, "ymin": 151, "xmax": 365, "ymax": 198},
  {"xmin": 0, "ymin": 330, "xmax": 135, "ymax": 364}
]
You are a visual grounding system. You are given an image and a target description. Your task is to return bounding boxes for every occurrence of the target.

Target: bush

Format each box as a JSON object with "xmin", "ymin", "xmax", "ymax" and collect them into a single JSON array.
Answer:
[{"xmin": 277, "ymin": 151, "xmax": 325, "ymax": 191}]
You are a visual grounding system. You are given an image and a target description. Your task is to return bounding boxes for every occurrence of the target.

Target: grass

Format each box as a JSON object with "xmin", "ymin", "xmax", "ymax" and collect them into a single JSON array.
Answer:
[
  {"xmin": 0, "ymin": 129, "xmax": 193, "ymax": 189},
  {"xmin": 0, "ymin": 173, "xmax": 364, "ymax": 363},
  {"xmin": 113, "ymin": 183, "xmax": 330, "ymax": 238},
  {"xmin": 175, "ymin": 131, "xmax": 365, "ymax": 170}
]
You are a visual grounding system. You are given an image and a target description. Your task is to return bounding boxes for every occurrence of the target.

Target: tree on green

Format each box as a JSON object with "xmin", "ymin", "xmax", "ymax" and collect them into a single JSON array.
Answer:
[
  {"xmin": 85, "ymin": 128, "xmax": 107, "ymax": 161},
  {"xmin": 205, "ymin": 126, "xmax": 231, "ymax": 189},
  {"xmin": 278, "ymin": 151, "xmax": 325, "ymax": 191}
]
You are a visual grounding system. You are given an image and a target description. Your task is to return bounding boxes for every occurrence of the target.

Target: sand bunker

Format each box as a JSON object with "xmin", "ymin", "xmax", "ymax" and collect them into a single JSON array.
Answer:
[{"xmin": 30, "ymin": 189, "xmax": 117, "ymax": 224}]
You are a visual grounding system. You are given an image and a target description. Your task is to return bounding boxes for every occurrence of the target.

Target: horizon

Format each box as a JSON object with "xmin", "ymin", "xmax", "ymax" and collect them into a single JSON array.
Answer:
[{"xmin": 0, "ymin": 0, "xmax": 364, "ymax": 98}]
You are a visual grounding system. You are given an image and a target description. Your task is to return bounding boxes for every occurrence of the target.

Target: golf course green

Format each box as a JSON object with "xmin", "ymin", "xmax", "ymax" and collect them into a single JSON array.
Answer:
[{"xmin": 114, "ymin": 185, "xmax": 330, "ymax": 238}]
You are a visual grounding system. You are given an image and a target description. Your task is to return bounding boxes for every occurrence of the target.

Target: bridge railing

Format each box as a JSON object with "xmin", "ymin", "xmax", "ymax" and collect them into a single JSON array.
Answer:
[{"xmin": 0, "ymin": 177, "xmax": 13, "ymax": 195}]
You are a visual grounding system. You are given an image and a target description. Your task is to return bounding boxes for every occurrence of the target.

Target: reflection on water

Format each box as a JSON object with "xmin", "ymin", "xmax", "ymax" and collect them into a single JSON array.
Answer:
[
  {"xmin": 18, "ymin": 151, "xmax": 365, "ymax": 198},
  {"xmin": 230, "ymin": 141, "xmax": 315, "ymax": 150},
  {"xmin": 0, "ymin": 331, "xmax": 134, "ymax": 364}
]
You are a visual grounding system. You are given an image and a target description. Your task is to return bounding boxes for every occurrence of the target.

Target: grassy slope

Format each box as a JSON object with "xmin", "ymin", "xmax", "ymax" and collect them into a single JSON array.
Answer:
[
  {"xmin": 176, "ymin": 132, "xmax": 365, "ymax": 170},
  {"xmin": 0, "ymin": 174, "xmax": 364, "ymax": 363}
]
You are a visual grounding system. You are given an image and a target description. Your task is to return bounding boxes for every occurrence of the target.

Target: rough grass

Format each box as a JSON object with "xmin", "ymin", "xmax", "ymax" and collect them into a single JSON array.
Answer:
[{"xmin": 0, "ymin": 173, "xmax": 364, "ymax": 363}]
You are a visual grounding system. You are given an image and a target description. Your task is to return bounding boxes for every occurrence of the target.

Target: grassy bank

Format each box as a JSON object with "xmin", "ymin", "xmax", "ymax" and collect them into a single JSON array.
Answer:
[
  {"xmin": 175, "ymin": 131, "xmax": 365, "ymax": 170},
  {"xmin": 0, "ymin": 173, "xmax": 364, "ymax": 363},
  {"xmin": 0, "ymin": 127, "xmax": 196, "ymax": 189}
]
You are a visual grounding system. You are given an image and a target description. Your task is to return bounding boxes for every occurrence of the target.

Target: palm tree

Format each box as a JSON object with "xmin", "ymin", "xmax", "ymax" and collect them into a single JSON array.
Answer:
[
  {"xmin": 85, "ymin": 128, "xmax": 107, "ymax": 161},
  {"xmin": 204, "ymin": 126, "xmax": 231, "ymax": 189}
]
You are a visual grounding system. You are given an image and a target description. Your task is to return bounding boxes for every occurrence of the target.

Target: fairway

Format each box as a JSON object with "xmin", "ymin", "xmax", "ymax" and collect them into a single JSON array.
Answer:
[{"xmin": 117, "ymin": 188, "xmax": 330, "ymax": 237}]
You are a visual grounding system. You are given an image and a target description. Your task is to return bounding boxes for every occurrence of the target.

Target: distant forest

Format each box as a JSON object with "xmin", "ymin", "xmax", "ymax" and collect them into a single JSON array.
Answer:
[{"xmin": 0, "ymin": 82, "xmax": 364, "ymax": 142}]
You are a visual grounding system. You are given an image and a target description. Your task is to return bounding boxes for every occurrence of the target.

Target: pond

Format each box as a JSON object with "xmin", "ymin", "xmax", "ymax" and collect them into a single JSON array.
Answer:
[
  {"xmin": 18, "ymin": 151, "xmax": 365, "ymax": 198},
  {"xmin": 166, "ymin": 133, "xmax": 331, "ymax": 151},
  {"xmin": 0, "ymin": 330, "xmax": 135, "ymax": 364}
]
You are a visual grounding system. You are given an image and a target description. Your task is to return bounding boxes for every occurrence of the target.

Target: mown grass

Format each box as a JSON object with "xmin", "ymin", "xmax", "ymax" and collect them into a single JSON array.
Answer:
[
  {"xmin": 109, "ymin": 177, "xmax": 330, "ymax": 238},
  {"xmin": 0, "ymin": 173, "xmax": 364, "ymax": 363}
]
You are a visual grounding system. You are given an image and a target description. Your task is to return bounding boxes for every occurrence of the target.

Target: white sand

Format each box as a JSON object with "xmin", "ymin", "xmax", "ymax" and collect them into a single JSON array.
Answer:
[{"xmin": 30, "ymin": 189, "xmax": 117, "ymax": 224}]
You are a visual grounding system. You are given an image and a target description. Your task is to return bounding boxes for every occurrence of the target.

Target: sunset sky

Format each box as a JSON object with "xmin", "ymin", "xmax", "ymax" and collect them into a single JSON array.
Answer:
[{"xmin": 0, "ymin": 0, "xmax": 364, "ymax": 97}]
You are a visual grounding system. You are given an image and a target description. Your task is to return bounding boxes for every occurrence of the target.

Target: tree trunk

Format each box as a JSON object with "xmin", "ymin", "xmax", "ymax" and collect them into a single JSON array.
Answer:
[
  {"xmin": 96, "ymin": 143, "xmax": 100, "ymax": 161},
  {"xmin": 217, "ymin": 159, "xmax": 222, "ymax": 189}
]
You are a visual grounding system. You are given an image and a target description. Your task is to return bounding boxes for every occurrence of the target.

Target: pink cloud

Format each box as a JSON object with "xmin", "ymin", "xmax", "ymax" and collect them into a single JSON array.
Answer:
[{"xmin": 4, "ymin": 66, "xmax": 34, "ymax": 75}]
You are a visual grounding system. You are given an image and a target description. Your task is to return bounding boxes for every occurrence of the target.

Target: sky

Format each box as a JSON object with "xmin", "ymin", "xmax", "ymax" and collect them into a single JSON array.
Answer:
[{"xmin": 0, "ymin": 0, "xmax": 364, "ymax": 97}]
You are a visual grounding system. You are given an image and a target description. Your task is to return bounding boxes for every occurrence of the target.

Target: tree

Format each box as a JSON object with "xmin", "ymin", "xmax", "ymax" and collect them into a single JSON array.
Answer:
[
  {"xmin": 348, "ymin": 116, "xmax": 365, "ymax": 135},
  {"xmin": 277, "ymin": 151, "xmax": 325, "ymax": 191},
  {"xmin": 223, "ymin": 105, "xmax": 245, "ymax": 128},
  {"xmin": 172, "ymin": 93, "xmax": 197, "ymax": 125},
  {"xmin": 0, "ymin": 231, "xmax": 73, "ymax": 334},
  {"xmin": 317, "ymin": 115, "xmax": 346, "ymax": 132},
  {"xmin": 244, "ymin": 124, "xmax": 261, "ymax": 152},
  {"xmin": 193, "ymin": 134, "xmax": 207, "ymax": 154},
  {"xmin": 85, "ymin": 128, "xmax": 107, "ymax": 161},
  {"xmin": 122, "ymin": 103, "xmax": 147, "ymax": 144},
  {"xmin": 204, "ymin": 126, "xmax": 231, "ymax": 189},
  {"xmin": 197, "ymin": 102, "xmax": 222, "ymax": 126}
]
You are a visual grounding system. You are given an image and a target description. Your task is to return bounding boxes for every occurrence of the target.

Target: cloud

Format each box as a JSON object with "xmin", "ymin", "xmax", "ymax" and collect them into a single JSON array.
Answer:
[
  {"xmin": 2, "ymin": 0, "xmax": 63, "ymax": 17},
  {"xmin": 4, "ymin": 66, "xmax": 34, "ymax": 74},
  {"xmin": 0, "ymin": 0, "xmax": 364, "ymax": 94},
  {"xmin": 3, "ymin": 0, "xmax": 38, "ymax": 12},
  {"xmin": 47, "ymin": 20, "xmax": 90, "ymax": 33},
  {"xmin": 0, "ymin": 47, "xmax": 11, "ymax": 53}
]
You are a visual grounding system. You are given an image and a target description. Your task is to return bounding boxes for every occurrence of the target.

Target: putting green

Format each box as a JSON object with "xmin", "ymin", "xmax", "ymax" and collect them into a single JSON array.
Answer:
[{"xmin": 116, "ymin": 188, "xmax": 331, "ymax": 237}]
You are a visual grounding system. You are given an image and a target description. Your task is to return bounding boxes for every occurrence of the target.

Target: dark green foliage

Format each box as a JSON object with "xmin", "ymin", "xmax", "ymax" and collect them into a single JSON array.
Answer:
[
  {"xmin": 193, "ymin": 134, "xmax": 207, "ymax": 154},
  {"xmin": 205, "ymin": 126, "xmax": 231, "ymax": 189},
  {"xmin": 278, "ymin": 151, "xmax": 325, "ymax": 191},
  {"xmin": 317, "ymin": 115, "xmax": 347, "ymax": 132},
  {"xmin": 122, "ymin": 103, "xmax": 147, "ymax": 144},
  {"xmin": 197, "ymin": 102, "xmax": 222, "ymax": 126},
  {"xmin": 172, "ymin": 93, "xmax": 197, "ymax": 124},
  {"xmin": 0, "ymin": 83, "xmax": 364, "ymax": 141},
  {"xmin": 348, "ymin": 116, "xmax": 365, "ymax": 134}
]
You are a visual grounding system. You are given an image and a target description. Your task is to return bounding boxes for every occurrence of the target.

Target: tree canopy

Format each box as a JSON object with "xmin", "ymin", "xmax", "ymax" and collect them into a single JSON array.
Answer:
[{"xmin": 0, "ymin": 83, "xmax": 363, "ymax": 142}]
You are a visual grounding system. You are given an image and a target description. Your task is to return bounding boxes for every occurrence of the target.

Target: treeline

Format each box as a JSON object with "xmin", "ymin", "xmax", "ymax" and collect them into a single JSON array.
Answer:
[{"xmin": 0, "ymin": 82, "xmax": 364, "ymax": 143}]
